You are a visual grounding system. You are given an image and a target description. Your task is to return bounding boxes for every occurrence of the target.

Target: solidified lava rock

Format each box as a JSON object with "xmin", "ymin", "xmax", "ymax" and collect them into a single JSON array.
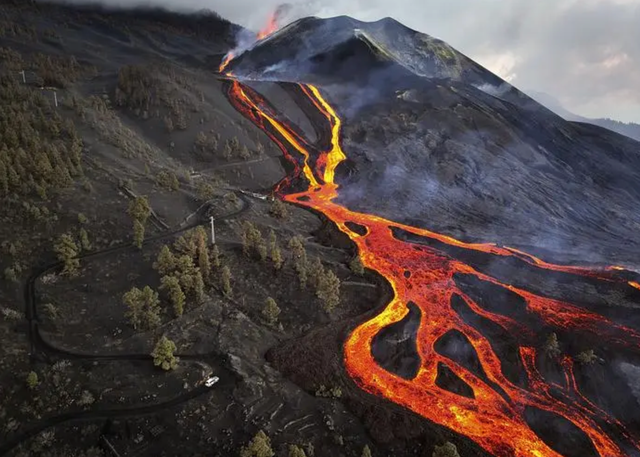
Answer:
[
  {"xmin": 435, "ymin": 362, "xmax": 475, "ymax": 399},
  {"xmin": 371, "ymin": 302, "xmax": 421, "ymax": 379}
]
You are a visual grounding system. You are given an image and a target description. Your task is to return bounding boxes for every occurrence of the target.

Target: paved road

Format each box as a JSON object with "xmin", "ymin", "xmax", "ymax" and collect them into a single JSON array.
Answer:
[{"xmin": 0, "ymin": 192, "xmax": 251, "ymax": 456}]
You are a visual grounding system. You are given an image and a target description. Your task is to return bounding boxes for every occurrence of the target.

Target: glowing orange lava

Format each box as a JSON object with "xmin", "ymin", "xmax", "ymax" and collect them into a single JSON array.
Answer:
[
  {"xmin": 222, "ymin": 66, "xmax": 640, "ymax": 456},
  {"xmin": 256, "ymin": 11, "xmax": 279, "ymax": 41},
  {"xmin": 219, "ymin": 52, "xmax": 235, "ymax": 73}
]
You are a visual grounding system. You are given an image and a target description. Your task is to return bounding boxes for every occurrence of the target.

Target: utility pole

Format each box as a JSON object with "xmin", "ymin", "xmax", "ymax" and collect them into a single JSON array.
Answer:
[
  {"xmin": 53, "ymin": 91, "xmax": 58, "ymax": 108},
  {"xmin": 20, "ymin": 70, "xmax": 26, "ymax": 83},
  {"xmin": 209, "ymin": 216, "xmax": 216, "ymax": 245}
]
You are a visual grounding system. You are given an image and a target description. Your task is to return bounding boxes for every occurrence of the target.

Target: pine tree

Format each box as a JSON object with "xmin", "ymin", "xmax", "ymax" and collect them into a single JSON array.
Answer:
[
  {"xmin": 196, "ymin": 181, "xmax": 215, "ymax": 201},
  {"xmin": 288, "ymin": 236, "xmax": 308, "ymax": 288},
  {"xmin": 220, "ymin": 265, "xmax": 232, "ymax": 296},
  {"xmin": 133, "ymin": 219, "xmax": 145, "ymax": 249},
  {"xmin": 196, "ymin": 232, "xmax": 211, "ymax": 282},
  {"xmin": 123, "ymin": 286, "xmax": 161, "ymax": 330},
  {"xmin": 123, "ymin": 287, "xmax": 144, "ymax": 330},
  {"xmin": 79, "ymin": 228, "xmax": 91, "ymax": 251},
  {"xmin": 7, "ymin": 163, "xmax": 20, "ymax": 189},
  {"xmin": 317, "ymin": 269, "xmax": 340, "ymax": 313},
  {"xmin": 288, "ymin": 445, "xmax": 307, "ymax": 457},
  {"xmin": 128, "ymin": 196, "xmax": 151, "ymax": 248},
  {"xmin": 54, "ymin": 233, "xmax": 80, "ymax": 276},
  {"xmin": 193, "ymin": 270, "xmax": 205, "ymax": 303},
  {"xmin": 211, "ymin": 244, "xmax": 221, "ymax": 269},
  {"xmin": 164, "ymin": 115, "xmax": 174, "ymax": 132},
  {"xmin": 151, "ymin": 336, "xmax": 178, "ymax": 371},
  {"xmin": 175, "ymin": 255, "xmax": 197, "ymax": 294},
  {"xmin": 241, "ymin": 221, "xmax": 268, "ymax": 260},
  {"xmin": 222, "ymin": 142, "xmax": 233, "ymax": 160},
  {"xmin": 271, "ymin": 244, "xmax": 283, "ymax": 271},
  {"xmin": 262, "ymin": 297, "xmax": 281, "ymax": 325},
  {"xmin": 307, "ymin": 257, "xmax": 324, "ymax": 288},
  {"xmin": 432, "ymin": 442, "xmax": 460, "ymax": 457},
  {"xmin": 26, "ymin": 371, "xmax": 39, "ymax": 390},
  {"xmin": 544, "ymin": 333, "xmax": 561, "ymax": 357},
  {"xmin": 239, "ymin": 145, "xmax": 251, "ymax": 160},
  {"xmin": 160, "ymin": 275, "xmax": 185, "ymax": 317},
  {"xmin": 195, "ymin": 131, "xmax": 208, "ymax": 150},
  {"xmin": 349, "ymin": 256, "xmax": 365, "ymax": 276},
  {"xmin": 154, "ymin": 245, "xmax": 175, "ymax": 275},
  {"xmin": 257, "ymin": 242, "xmax": 267, "ymax": 262},
  {"xmin": 269, "ymin": 199, "xmax": 289, "ymax": 219},
  {"xmin": 240, "ymin": 430, "xmax": 274, "ymax": 457},
  {"xmin": 140, "ymin": 285, "xmax": 161, "ymax": 329},
  {"xmin": 174, "ymin": 232, "xmax": 198, "ymax": 258},
  {"xmin": 128, "ymin": 196, "xmax": 151, "ymax": 221}
]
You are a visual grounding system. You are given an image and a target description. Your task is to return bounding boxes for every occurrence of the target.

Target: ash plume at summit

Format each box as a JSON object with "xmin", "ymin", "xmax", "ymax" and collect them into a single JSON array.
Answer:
[
  {"xmin": 2, "ymin": 1, "xmax": 640, "ymax": 456},
  {"xmin": 48, "ymin": 0, "xmax": 640, "ymax": 123}
]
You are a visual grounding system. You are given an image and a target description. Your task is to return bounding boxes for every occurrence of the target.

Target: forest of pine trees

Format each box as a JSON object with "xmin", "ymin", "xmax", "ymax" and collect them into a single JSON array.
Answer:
[{"xmin": 0, "ymin": 75, "xmax": 83, "ymax": 203}]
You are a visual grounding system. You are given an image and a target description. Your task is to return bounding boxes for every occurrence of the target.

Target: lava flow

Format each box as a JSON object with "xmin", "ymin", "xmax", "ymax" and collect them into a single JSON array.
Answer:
[
  {"xmin": 223, "ymin": 70, "xmax": 640, "ymax": 455},
  {"xmin": 219, "ymin": 11, "xmax": 280, "ymax": 73},
  {"xmin": 256, "ymin": 10, "xmax": 279, "ymax": 41}
]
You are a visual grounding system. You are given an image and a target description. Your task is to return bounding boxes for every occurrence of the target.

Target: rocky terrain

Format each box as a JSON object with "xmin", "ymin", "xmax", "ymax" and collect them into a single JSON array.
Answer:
[{"xmin": 1, "ymin": 1, "xmax": 640, "ymax": 457}]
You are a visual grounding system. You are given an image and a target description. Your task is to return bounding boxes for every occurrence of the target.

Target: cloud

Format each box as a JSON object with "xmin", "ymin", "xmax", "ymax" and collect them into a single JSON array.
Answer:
[{"xmin": 53, "ymin": 0, "xmax": 640, "ymax": 122}]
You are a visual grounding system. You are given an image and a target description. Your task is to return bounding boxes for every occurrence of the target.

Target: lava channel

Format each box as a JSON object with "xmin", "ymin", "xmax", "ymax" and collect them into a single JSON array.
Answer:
[{"xmin": 224, "ymin": 76, "xmax": 640, "ymax": 457}]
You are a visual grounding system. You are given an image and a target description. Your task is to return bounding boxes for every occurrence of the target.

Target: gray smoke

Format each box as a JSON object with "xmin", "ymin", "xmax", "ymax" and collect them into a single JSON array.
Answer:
[{"xmin": 49, "ymin": 0, "xmax": 640, "ymax": 123}]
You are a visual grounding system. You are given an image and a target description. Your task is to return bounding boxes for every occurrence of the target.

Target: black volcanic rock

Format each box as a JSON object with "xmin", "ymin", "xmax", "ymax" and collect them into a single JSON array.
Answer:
[
  {"xmin": 228, "ymin": 15, "xmax": 640, "ymax": 264},
  {"xmin": 227, "ymin": 16, "xmax": 483, "ymax": 81}
]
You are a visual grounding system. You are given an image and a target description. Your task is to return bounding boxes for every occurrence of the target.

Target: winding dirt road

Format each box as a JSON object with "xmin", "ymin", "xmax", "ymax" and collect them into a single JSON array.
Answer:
[{"xmin": 0, "ymin": 191, "xmax": 250, "ymax": 456}]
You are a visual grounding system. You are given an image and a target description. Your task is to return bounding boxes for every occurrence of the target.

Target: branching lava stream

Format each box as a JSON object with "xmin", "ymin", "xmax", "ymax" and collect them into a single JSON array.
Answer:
[{"xmin": 225, "ymin": 77, "xmax": 640, "ymax": 456}]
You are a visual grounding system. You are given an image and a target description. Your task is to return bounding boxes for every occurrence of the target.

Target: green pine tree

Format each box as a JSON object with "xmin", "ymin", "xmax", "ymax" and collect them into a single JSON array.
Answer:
[{"xmin": 151, "ymin": 336, "xmax": 178, "ymax": 371}]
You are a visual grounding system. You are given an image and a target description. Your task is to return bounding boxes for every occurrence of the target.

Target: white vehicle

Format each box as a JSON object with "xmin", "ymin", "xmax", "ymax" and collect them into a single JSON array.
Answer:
[{"xmin": 205, "ymin": 376, "xmax": 220, "ymax": 387}]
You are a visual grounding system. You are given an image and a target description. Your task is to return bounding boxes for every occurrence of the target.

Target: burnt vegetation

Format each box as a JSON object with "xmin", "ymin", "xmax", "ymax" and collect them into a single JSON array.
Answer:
[
  {"xmin": 0, "ymin": 3, "xmax": 378, "ymax": 455},
  {"xmin": 2, "ymin": 2, "xmax": 637, "ymax": 457}
]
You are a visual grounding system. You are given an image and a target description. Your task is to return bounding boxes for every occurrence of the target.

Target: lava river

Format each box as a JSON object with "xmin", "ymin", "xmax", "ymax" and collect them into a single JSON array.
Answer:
[{"xmin": 224, "ymin": 77, "xmax": 640, "ymax": 456}]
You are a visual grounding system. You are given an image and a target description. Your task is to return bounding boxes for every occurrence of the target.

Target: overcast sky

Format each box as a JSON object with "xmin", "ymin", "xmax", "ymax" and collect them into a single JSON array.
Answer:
[{"xmin": 65, "ymin": 0, "xmax": 640, "ymax": 123}]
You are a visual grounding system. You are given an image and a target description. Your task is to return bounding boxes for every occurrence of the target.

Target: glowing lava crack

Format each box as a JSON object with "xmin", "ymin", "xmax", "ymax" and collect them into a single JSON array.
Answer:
[{"xmin": 222, "ymin": 57, "xmax": 640, "ymax": 457}]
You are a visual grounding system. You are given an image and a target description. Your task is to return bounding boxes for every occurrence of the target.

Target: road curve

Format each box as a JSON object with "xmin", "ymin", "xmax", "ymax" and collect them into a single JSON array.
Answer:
[{"xmin": 1, "ymin": 191, "xmax": 250, "ymax": 456}]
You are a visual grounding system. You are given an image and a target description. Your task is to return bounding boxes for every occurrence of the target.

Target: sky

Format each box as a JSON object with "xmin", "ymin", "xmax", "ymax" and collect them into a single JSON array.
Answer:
[{"xmin": 62, "ymin": 0, "xmax": 640, "ymax": 123}]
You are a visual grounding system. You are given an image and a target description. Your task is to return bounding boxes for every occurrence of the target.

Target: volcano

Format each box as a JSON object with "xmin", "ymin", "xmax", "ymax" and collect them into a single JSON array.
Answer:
[
  {"xmin": 2, "ymin": 2, "xmax": 640, "ymax": 456},
  {"xmin": 222, "ymin": 14, "xmax": 640, "ymax": 457},
  {"xmin": 226, "ymin": 15, "xmax": 640, "ymax": 266}
]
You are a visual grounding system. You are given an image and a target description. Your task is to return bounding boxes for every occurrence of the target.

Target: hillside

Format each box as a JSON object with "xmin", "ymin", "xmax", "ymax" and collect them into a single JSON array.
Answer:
[
  {"xmin": 229, "ymin": 14, "xmax": 640, "ymax": 266},
  {"xmin": 223, "ymin": 12, "xmax": 640, "ymax": 457},
  {"xmin": 2, "ymin": 2, "xmax": 640, "ymax": 457},
  {"xmin": 0, "ymin": 2, "xmax": 385, "ymax": 456},
  {"xmin": 527, "ymin": 91, "xmax": 640, "ymax": 143}
]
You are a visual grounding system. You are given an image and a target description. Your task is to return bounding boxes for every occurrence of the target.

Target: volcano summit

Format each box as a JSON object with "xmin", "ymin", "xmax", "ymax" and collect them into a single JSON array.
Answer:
[{"xmin": 1, "ymin": 2, "xmax": 640, "ymax": 457}]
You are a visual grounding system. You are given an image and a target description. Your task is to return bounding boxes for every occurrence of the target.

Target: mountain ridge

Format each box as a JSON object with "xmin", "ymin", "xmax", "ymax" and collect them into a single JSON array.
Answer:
[{"xmin": 527, "ymin": 90, "xmax": 640, "ymax": 142}]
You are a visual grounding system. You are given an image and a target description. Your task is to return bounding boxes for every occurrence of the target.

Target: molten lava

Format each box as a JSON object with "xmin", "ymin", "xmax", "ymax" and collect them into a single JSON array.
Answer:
[
  {"xmin": 219, "ymin": 52, "xmax": 235, "ymax": 73},
  {"xmin": 222, "ymin": 61, "xmax": 640, "ymax": 456},
  {"xmin": 256, "ymin": 11, "xmax": 279, "ymax": 41},
  {"xmin": 218, "ymin": 9, "xmax": 282, "ymax": 74}
]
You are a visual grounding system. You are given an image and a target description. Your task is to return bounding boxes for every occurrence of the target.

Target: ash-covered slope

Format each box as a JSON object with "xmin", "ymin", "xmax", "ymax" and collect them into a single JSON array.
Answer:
[
  {"xmin": 232, "ymin": 16, "xmax": 640, "ymax": 265},
  {"xmin": 227, "ymin": 16, "xmax": 535, "ymax": 106},
  {"xmin": 227, "ymin": 16, "xmax": 477, "ymax": 80}
]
